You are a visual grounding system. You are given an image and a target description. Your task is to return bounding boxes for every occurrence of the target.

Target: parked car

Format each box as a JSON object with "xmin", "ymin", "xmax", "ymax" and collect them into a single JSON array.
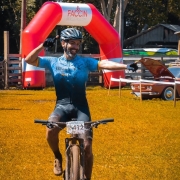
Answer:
[{"xmin": 131, "ymin": 58, "xmax": 180, "ymax": 100}]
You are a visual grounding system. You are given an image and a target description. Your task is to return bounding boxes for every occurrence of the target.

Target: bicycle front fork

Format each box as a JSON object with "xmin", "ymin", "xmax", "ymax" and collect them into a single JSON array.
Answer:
[{"xmin": 65, "ymin": 137, "xmax": 85, "ymax": 180}]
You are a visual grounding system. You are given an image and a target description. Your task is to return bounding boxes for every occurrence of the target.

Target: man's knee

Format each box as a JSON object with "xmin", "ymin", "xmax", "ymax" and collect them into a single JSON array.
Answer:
[
  {"xmin": 46, "ymin": 127, "xmax": 59, "ymax": 140},
  {"xmin": 49, "ymin": 113, "xmax": 60, "ymax": 122},
  {"xmin": 46, "ymin": 113, "xmax": 61, "ymax": 139}
]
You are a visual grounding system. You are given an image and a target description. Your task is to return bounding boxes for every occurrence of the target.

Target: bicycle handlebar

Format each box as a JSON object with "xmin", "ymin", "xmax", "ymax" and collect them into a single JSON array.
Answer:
[{"xmin": 34, "ymin": 118, "xmax": 114, "ymax": 128}]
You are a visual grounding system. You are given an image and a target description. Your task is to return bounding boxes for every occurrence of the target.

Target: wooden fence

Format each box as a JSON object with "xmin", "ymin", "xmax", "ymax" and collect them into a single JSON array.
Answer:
[
  {"xmin": 0, "ymin": 60, "xmax": 4, "ymax": 89},
  {"xmin": 1, "ymin": 31, "xmax": 22, "ymax": 89},
  {"xmin": 0, "ymin": 54, "xmax": 22, "ymax": 89},
  {"xmin": 1, "ymin": 55, "xmax": 180, "ymax": 89}
]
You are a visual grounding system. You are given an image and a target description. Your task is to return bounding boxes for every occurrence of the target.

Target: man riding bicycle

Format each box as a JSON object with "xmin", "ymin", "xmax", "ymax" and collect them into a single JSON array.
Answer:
[{"xmin": 25, "ymin": 28, "xmax": 138, "ymax": 180}]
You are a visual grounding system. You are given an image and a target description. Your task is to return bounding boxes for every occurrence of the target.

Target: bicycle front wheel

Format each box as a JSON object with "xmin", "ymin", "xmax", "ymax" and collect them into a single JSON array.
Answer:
[{"xmin": 70, "ymin": 145, "xmax": 80, "ymax": 180}]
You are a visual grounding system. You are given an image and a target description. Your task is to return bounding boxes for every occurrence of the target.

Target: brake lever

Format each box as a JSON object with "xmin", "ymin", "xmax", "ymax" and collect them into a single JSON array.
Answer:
[
  {"xmin": 91, "ymin": 122, "xmax": 100, "ymax": 128},
  {"xmin": 47, "ymin": 122, "xmax": 54, "ymax": 129}
]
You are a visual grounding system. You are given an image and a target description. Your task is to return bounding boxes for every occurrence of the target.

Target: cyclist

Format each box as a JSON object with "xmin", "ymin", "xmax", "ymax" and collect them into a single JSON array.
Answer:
[{"xmin": 25, "ymin": 28, "xmax": 138, "ymax": 180}]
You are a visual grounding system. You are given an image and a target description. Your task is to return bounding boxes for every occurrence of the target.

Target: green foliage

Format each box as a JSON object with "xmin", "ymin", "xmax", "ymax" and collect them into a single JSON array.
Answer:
[
  {"xmin": 124, "ymin": 0, "xmax": 180, "ymax": 39},
  {"xmin": 0, "ymin": 0, "xmax": 21, "ymax": 55},
  {"xmin": 0, "ymin": 0, "xmax": 180, "ymax": 56}
]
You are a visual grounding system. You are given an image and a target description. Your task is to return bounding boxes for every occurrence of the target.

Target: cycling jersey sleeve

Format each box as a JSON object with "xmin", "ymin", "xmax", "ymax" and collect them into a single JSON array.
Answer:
[
  {"xmin": 85, "ymin": 57, "xmax": 99, "ymax": 71},
  {"xmin": 37, "ymin": 56, "xmax": 52, "ymax": 69}
]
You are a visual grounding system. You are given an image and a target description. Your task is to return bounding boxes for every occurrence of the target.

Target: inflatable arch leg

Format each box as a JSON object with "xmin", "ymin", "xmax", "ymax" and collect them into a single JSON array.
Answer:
[{"xmin": 22, "ymin": 2, "xmax": 125, "ymax": 88}]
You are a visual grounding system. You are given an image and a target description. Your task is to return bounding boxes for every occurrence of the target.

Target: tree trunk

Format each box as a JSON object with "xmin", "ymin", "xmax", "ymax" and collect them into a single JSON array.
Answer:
[
  {"xmin": 114, "ymin": 0, "xmax": 128, "ymax": 31},
  {"xmin": 100, "ymin": 0, "xmax": 114, "ymax": 22}
]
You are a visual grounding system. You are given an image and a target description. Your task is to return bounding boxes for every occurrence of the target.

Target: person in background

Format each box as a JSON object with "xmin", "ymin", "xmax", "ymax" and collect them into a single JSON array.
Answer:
[{"xmin": 25, "ymin": 28, "xmax": 138, "ymax": 180}]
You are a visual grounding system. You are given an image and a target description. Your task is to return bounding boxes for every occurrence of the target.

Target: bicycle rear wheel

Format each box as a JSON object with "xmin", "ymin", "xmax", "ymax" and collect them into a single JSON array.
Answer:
[{"xmin": 70, "ymin": 145, "xmax": 80, "ymax": 180}]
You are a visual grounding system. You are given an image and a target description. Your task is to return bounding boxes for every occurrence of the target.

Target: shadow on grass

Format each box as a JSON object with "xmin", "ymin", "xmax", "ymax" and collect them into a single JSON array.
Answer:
[
  {"xmin": 0, "ymin": 93, "xmax": 34, "ymax": 96},
  {"xmin": 0, "ymin": 108, "xmax": 21, "ymax": 110}
]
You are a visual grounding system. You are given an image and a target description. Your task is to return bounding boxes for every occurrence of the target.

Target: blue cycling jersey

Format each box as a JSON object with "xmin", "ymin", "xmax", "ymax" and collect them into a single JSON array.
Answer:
[{"xmin": 38, "ymin": 55, "xmax": 99, "ymax": 105}]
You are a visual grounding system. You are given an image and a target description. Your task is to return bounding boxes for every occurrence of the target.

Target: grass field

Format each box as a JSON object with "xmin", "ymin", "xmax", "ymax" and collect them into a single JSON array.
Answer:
[{"xmin": 0, "ymin": 87, "xmax": 180, "ymax": 180}]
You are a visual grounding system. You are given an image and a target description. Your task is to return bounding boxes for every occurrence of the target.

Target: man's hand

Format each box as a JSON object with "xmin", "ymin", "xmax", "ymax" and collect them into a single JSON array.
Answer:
[
  {"xmin": 43, "ymin": 35, "xmax": 59, "ymax": 48},
  {"xmin": 127, "ymin": 63, "xmax": 138, "ymax": 72}
]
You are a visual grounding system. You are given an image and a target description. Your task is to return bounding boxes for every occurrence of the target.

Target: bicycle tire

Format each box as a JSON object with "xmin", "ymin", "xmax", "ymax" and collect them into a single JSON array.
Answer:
[{"xmin": 71, "ymin": 145, "xmax": 80, "ymax": 180}]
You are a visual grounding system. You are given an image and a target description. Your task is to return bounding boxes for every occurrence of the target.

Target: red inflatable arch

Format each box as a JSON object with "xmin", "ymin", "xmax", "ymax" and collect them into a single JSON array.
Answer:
[{"xmin": 22, "ymin": 2, "xmax": 125, "ymax": 88}]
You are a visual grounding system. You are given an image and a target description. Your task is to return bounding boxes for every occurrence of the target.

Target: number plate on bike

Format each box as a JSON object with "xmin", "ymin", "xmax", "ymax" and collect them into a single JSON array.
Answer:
[{"xmin": 66, "ymin": 121, "xmax": 85, "ymax": 134}]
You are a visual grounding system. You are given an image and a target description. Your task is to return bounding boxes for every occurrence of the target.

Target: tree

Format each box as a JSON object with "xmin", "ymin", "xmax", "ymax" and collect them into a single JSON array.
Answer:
[
  {"xmin": 0, "ymin": 0, "xmax": 21, "ymax": 55},
  {"xmin": 1, "ymin": 0, "xmax": 180, "ymax": 56},
  {"xmin": 100, "ymin": 0, "xmax": 129, "ymax": 31},
  {"xmin": 124, "ymin": 0, "xmax": 180, "ymax": 41},
  {"xmin": 0, "ymin": 0, "xmax": 37, "ymax": 56}
]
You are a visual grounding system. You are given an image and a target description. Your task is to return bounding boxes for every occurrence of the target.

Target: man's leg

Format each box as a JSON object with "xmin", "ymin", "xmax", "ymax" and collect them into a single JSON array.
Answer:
[
  {"xmin": 46, "ymin": 114, "xmax": 63, "ymax": 176},
  {"xmin": 84, "ymin": 138, "xmax": 93, "ymax": 180}
]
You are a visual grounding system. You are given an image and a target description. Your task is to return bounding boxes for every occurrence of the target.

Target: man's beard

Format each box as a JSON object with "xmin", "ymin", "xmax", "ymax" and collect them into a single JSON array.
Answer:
[{"xmin": 64, "ymin": 47, "xmax": 79, "ymax": 59}]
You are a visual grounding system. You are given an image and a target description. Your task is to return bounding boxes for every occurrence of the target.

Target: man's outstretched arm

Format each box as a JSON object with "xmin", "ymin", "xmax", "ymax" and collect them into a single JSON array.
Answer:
[{"xmin": 98, "ymin": 60, "xmax": 138, "ymax": 72}]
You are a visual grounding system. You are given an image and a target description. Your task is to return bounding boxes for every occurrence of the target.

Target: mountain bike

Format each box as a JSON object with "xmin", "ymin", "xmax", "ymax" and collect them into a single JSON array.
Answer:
[{"xmin": 34, "ymin": 118, "xmax": 114, "ymax": 180}]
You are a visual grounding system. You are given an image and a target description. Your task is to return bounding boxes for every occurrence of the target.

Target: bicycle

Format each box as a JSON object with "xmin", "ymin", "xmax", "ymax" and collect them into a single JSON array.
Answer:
[{"xmin": 34, "ymin": 118, "xmax": 114, "ymax": 180}]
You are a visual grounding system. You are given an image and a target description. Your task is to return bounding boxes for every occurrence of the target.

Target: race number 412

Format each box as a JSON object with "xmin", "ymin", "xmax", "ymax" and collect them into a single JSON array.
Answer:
[{"xmin": 66, "ymin": 121, "xmax": 85, "ymax": 134}]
